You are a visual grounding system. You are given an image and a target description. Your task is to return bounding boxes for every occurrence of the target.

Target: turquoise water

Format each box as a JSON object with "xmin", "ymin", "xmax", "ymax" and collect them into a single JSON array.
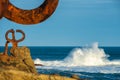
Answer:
[{"xmin": 0, "ymin": 44, "xmax": 120, "ymax": 80}]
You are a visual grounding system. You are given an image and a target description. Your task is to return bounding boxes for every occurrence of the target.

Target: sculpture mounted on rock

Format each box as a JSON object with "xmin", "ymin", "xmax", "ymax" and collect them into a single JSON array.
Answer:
[
  {"xmin": 0, "ymin": 0, "xmax": 59, "ymax": 76},
  {"xmin": 0, "ymin": 0, "xmax": 59, "ymax": 24},
  {"xmin": 0, "ymin": 29, "xmax": 37, "ymax": 74}
]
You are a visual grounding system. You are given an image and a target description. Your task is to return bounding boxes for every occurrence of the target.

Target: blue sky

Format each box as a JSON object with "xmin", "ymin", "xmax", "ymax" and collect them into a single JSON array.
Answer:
[{"xmin": 0, "ymin": 0, "xmax": 120, "ymax": 46}]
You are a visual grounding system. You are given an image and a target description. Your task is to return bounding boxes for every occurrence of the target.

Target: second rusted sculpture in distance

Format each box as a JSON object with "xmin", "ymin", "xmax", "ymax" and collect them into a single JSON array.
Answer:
[{"xmin": 4, "ymin": 29, "xmax": 25, "ymax": 55}]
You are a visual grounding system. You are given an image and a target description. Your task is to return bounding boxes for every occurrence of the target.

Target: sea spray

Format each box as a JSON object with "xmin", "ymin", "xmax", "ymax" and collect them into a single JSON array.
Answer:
[
  {"xmin": 34, "ymin": 43, "xmax": 120, "ymax": 67},
  {"xmin": 63, "ymin": 42, "xmax": 110, "ymax": 66}
]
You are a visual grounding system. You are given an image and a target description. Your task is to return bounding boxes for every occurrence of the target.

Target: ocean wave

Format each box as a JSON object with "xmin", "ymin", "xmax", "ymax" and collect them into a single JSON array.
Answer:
[
  {"xmin": 34, "ymin": 42, "xmax": 120, "ymax": 73},
  {"xmin": 34, "ymin": 42, "xmax": 120, "ymax": 66}
]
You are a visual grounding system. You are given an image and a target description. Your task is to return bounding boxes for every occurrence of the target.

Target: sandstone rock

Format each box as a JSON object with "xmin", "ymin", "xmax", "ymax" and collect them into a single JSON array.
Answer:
[
  {"xmin": 0, "ymin": 70, "xmax": 77, "ymax": 80},
  {"xmin": 0, "ymin": 46, "xmax": 37, "ymax": 74},
  {"xmin": 10, "ymin": 46, "xmax": 37, "ymax": 73}
]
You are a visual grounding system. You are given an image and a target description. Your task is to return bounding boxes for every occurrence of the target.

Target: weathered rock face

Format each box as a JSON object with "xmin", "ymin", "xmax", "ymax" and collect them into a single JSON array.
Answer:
[
  {"xmin": 0, "ymin": 46, "xmax": 37, "ymax": 74},
  {"xmin": 0, "ymin": 70, "xmax": 77, "ymax": 80}
]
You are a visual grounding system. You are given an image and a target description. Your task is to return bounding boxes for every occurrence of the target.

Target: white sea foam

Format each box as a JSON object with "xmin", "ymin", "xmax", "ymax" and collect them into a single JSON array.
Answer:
[
  {"xmin": 34, "ymin": 42, "xmax": 120, "ymax": 66},
  {"xmin": 34, "ymin": 42, "xmax": 120, "ymax": 73}
]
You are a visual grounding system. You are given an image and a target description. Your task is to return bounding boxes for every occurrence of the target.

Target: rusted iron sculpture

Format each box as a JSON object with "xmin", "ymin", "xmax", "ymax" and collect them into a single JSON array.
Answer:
[
  {"xmin": 0, "ymin": 0, "xmax": 59, "ymax": 24},
  {"xmin": 4, "ymin": 29, "xmax": 25, "ymax": 55},
  {"xmin": 1, "ymin": 0, "xmax": 59, "ymax": 55}
]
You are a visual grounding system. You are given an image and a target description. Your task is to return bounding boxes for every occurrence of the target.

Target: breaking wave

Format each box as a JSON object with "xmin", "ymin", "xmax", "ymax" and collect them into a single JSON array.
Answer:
[
  {"xmin": 34, "ymin": 42, "xmax": 120, "ymax": 66},
  {"xmin": 34, "ymin": 42, "xmax": 120, "ymax": 73}
]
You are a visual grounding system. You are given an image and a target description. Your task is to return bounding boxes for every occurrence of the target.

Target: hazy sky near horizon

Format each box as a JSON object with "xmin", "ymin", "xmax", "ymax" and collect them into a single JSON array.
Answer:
[{"xmin": 0, "ymin": 0, "xmax": 120, "ymax": 46}]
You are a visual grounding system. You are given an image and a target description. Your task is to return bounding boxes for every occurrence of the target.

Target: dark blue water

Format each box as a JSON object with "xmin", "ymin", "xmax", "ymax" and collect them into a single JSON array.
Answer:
[
  {"xmin": 29, "ymin": 47, "xmax": 120, "ymax": 60},
  {"xmin": 0, "ymin": 46, "xmax": 120, "ymax": 80}
]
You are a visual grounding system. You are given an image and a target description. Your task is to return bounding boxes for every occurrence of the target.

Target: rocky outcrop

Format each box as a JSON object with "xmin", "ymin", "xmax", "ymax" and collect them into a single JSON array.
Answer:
[
  {"xmin": 0, "ymin": 46, "xmax": 83, "ymax": 80},
  {"xmin": 0, "ymin": 46, "xmax": 37, "ymax": 74},
  {"xmin": 0, "ymin": 70, "xmax": 77, "ymax": 80}
]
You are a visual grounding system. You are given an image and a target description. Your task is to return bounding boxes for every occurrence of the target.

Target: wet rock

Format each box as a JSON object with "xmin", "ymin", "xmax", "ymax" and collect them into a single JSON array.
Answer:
[
  {"xmin": 71, "ymin": 74, "xmax": 80, "ymax": 80},
  {"xmin": 35, "ymin": 64, "xmax": 43, "ymax": 66}
]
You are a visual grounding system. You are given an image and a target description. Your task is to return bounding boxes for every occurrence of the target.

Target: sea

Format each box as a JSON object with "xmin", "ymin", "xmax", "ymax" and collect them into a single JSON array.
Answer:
[{"xmin": 0, "ymin": 43, "xmax": 120, "ymax": 80}]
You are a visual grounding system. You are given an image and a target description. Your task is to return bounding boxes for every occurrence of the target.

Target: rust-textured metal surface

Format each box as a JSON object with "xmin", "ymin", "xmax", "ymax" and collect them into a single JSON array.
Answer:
[
  {"xmin": 2, "ymin": 0, "xmax": 59, "ymax": 24},
  {"xmin": 3, "ymin": 41, "xmax": 9, "ymax": 55},
  {"xmin": 5, "ymin": 29, "xmax": 25, "ymax": 48},
  {"xmin": 0, "ymin": 0, "xmax": 8, "ymax": 19}
]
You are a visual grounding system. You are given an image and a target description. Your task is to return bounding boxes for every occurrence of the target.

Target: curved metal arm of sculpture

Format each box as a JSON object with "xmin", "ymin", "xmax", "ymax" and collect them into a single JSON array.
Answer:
[
  {"xmin": 3, "ymin": 41, "xmax": 9, "ymax": 55},
  {"xmin": 5, "ymin": 29, "xmax": 15, "ymax": 42},
  {"xmin": 5, "ymin": 29, "xmax": 25, "ymax": 48},
  {"xmin": 3, "ymin": 0, "xmax": 59, "ymax": 24},
  {"xmin": 16, "ymin": 30, "xmax": 25, "ymax": 42}
]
